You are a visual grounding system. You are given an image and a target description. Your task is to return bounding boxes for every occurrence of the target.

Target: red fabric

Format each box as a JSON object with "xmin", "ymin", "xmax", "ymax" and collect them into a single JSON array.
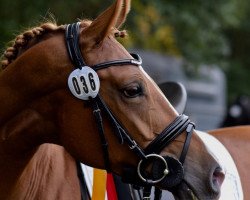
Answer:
[{"xmin": 106, "ymin": 173, "xmax": 118, "ymax": 200}]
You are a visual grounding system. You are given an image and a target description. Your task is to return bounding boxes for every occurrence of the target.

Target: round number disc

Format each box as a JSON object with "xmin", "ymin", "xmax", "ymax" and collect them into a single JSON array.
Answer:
[{"xmin": 68, "ymin": 67, "xmax": 100, "ymax": 100}]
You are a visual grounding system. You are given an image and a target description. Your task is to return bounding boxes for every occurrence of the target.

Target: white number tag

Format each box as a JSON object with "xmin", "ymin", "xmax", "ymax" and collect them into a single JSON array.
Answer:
[{"xmin": 68, "ymin": 67, "xmax": 100, "ymax": 100}]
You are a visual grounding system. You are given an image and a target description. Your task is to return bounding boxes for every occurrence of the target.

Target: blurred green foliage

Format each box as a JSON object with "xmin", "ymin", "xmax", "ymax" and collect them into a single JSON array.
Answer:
[{"xmin": 1, "ymin": 0, "xmax": 250, "ymax": 102}]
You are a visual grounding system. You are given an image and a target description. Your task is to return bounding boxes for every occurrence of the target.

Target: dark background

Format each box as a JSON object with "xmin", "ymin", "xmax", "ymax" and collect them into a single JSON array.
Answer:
[{"xmin": 1, "ymin": 0, "xmax": 250, "ymax": 103}]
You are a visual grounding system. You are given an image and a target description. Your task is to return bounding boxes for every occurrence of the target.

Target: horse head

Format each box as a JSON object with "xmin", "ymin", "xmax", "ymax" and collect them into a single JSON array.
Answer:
[{"xmin": 0, "ymin": 0, "xmax": 224, "ymax": 199}]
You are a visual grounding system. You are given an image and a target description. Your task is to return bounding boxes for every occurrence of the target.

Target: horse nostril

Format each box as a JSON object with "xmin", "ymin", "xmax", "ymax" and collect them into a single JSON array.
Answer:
[{"xmin": 212, "ymin": 167, "xmax": 225, "ymax": 189}]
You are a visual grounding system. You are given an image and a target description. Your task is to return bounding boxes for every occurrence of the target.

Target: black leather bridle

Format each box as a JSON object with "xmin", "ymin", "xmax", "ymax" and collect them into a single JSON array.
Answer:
[{"xmin": 65, "ymin": 22, "xmax": 195, "ymax": 200}]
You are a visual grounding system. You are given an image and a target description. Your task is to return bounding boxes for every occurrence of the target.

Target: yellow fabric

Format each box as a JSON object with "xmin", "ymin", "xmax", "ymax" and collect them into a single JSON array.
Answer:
[{"xmin": 92, "ymin": 169, "xmax": 107, "ymax": 200}]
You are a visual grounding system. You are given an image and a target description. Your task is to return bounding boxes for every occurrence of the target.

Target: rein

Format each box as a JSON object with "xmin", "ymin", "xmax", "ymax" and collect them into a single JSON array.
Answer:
[{"xmin": 65, "ymin": 22, "xmax": 195, "ymax": 200}]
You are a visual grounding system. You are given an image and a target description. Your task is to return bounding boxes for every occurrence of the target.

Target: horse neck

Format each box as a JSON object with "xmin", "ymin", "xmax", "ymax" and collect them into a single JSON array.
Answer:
[
  {"xmin": 0, "ymin": 88, "xmax": 65, "ymax": 197},
  {"xmin": 0, "ymin": 33, "xmax": 73, "ymax": 198},
  {"xmin": 0, "ymin": 62, "xmax": 68, "ymax": 151},
  {"xmin": 0, "ymin": 32, "xmax": 70, "ymax": 126}
]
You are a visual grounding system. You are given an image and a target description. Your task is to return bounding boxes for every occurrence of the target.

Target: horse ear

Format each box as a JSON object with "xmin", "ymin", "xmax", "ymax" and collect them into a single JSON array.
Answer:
[
  {"xmin": 80, "ymin": 0, "xmax": 129, "ymax": 48},
  {"xmin": 116, "ymin": 0, "xmax": 131, "ymax": 28}
]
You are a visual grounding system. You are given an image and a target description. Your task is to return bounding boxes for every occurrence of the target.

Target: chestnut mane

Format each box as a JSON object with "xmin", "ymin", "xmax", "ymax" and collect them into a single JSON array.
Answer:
[
  {"xmin": 1, "ymin": 20, "xmax": 127, "ymax": 70},
  {"xmin": 1, "ymin": 22, "xmax": 65, "ymax": 70}
]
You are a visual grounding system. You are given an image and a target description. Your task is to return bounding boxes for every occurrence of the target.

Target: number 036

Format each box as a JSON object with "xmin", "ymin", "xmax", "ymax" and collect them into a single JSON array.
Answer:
[{"xmin": 68, "ymin": 67, "xmax": 100, "ymax": 100}]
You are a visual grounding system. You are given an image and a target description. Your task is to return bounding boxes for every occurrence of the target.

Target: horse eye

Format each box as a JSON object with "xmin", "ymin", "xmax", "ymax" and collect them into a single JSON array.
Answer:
[{"xmin": 123, "ymin": 85, "xmax": 143, "ymax": 98}]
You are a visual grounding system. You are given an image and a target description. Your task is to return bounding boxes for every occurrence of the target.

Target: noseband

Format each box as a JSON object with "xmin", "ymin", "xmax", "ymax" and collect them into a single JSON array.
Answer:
[{"xmin": 65, "ymin": 22, "xmax": 195, "ymax": 199}]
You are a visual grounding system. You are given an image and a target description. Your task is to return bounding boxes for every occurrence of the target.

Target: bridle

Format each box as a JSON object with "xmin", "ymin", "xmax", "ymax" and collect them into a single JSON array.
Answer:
[{"xmin": 65, "ymin": 22, "xmax": 195, "ymax": 200}]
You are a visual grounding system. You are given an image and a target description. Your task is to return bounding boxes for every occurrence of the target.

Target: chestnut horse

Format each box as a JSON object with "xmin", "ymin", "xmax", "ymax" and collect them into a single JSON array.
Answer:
[
  {"xmin": 0, "ymin": 0, "xmax": 224, "ymax": 199},
  {"xmin": 209, "ymin": 126, "xmax": 250, "ymax": 200}
]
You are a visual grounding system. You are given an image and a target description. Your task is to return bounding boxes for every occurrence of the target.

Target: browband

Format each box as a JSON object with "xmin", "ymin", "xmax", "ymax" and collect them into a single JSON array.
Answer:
[{"xmin": 66, "ymin": 22, "xmax": 142, "ymax": 71}]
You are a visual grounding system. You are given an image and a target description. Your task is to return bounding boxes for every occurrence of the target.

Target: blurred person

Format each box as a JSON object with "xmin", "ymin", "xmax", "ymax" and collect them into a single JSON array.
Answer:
[{"xmin": 221, "ymin": 95, "xmax": 250, "ymax": 127}]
